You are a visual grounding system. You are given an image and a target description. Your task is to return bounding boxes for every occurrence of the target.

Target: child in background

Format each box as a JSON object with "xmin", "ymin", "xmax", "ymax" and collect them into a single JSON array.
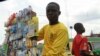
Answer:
[{"xmin": 72, "ymin": 23, "xmax": 94, "ymax": 56}]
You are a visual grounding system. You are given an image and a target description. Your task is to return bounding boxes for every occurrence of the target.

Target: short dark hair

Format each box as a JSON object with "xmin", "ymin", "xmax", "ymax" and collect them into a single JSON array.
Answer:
[
  {"xmin": 74, "ymin": 23, "xmax": 85, "ymax": 34},
  {"xmin": 46, "ymin": 2, "xmax": 60, "ymax": 10}
]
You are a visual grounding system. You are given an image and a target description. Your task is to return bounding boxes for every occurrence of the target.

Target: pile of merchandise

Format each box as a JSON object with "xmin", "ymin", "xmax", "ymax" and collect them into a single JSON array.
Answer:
[{"xmin": 5, "ymin": 6, "xmax": 38, "ymax": 56}]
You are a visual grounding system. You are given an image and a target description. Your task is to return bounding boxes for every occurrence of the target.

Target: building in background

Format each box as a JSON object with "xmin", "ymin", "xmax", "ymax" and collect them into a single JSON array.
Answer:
[{"xmin": 86, "ymin": 31, "xmax": 100, "ymax": 37}]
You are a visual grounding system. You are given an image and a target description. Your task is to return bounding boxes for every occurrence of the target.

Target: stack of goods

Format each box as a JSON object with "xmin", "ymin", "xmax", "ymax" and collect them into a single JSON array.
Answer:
[{"xmin": 5, "ymin": 6, "xmax": 39, "ymax": 56}]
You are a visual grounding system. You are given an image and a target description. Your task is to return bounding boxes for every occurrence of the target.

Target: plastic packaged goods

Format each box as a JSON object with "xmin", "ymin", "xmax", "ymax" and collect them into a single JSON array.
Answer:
[
  {"xmin": 25, "ymin": 38, "xmax": 33, "ymax": 48},
  {"xmin": 16, "ymin": 22, "xmax": 22, "ymax": 39},
  {"xmin": 32, "ymin": 16, "xmax": 38, "ymax": 37},
  {"xmin": 5, "ymin": 27, "xmax": 11, "ymax": 35},
  {"xmin": 7, "ymin": 13, "xmax": 16, "ymax": 27},
  {"xmin": 23, "ymin": 8, "xmax": 30, "ymax": 22},
  {"xmin": 27, "ymin": 16, "xmax": 38, "ymax": 38},
  {"xmin": 32, "ymin": 40, "xmax": 37, "ymax": 47},
  {"xmin": 16, "ymin": 50, "xmax": 23, "ymax": 56},
  {"xmin": 9, "ymin": 33, "xmax": 15, "ymax": 41},
  {"xmin": 10, "ymin": 24, "xmax": 17, "ymax": 34},
  {"xmin": 6, "ymin": 6, "xmax": 39, "ymax": 56},
  {"xmin": 15, "ymin": 40, "xmax": 18, "ymax": 49},
  {"xmin": 31, "ymin": 47, "xmax": 38, "ymax": 56},
  {"xmin": 16, "ymin": 13, "xmax": 20, "ymax": 22},
  {"xmin": 18, "ymin": 39, "xmax": 23, "ymax": 50},
  {"xmin": 22, "ymin": 22, "xmax": 28, "ymax": 38},
  {"xmin": 22, "ymin": 38, "xmax": 26, "ymax": 50},
  {"xmin": 10, "ymin": 51, "xmax": 15, "ymax": 56},
  {"xmin": 25, "ymin": 51, "xmax": 29, "ymax": 56}
]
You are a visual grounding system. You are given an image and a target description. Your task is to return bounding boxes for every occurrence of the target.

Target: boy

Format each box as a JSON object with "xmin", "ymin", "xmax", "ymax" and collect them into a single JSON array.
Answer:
[
  {"xmin": 38, "ymin": 2, "xmax": 69, "ymax": 56},
  {"xmin": 72, "ymin": 23, "xmax": 93, "ymax": 56}
]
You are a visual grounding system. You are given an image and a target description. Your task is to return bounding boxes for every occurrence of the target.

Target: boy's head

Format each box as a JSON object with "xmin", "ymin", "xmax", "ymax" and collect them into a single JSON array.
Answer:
[
  {"xmin": 46, "ymin": 2, "xmax": 61, "ymax": 25},
  {"xmin": 74, "ymin": 23, "xmax": 85, "ymax": 34}
]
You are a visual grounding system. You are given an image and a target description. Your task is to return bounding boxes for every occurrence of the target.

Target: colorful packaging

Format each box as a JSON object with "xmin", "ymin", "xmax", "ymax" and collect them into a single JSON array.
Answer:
[
  {"xmin": 25, "ymin": 38, "xmax": 33, "ymax": 48},
  {"xmin": 27, "ymin": 16, "xmax": 38, "ymax": 38}
]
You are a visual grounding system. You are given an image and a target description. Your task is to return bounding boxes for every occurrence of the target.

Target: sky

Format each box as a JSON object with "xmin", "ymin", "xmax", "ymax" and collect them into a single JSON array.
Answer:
[{"xmin": 0, "ymin": 0, "xmax": 100, "ymax": 45}]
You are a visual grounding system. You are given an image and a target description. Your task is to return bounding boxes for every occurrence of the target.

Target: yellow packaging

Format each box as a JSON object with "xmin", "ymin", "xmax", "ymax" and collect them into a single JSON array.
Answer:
[
  {"xmin": 26, "ymin": 38, "xmax": 33, "ymax": 48},
  {"xmin": 27, "ymin": 16, "xmax": 38, "ymax": 38}
]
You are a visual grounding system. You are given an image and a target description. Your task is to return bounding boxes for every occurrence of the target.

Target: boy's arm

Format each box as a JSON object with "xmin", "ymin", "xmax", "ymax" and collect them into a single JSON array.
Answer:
[{"xmin": 37, "ymin": 27, "xmax": 44, "ymax": 41}]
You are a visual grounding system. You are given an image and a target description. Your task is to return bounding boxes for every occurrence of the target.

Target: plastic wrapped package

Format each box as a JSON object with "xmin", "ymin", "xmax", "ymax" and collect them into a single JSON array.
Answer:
[
  {"xmin": 31, "ymin": 16, "xmax": 38, "ymax": 36},
  {"xmin": 23, "ymin": 8, "xmax": 26, "ymax": 17},
  {"xmin": 5, "ymin": 21, "xmax": 10, "ymax": 27},
  {"xmin": 20, "ymin": 40, "xmax": 23, "ymax": 49},
  {"xmin": 5, "ymin": 27, "xmax": 11, "ymax": 35},
  {"xmin": 16, "ymin": 50, "xmax": 23, "ymax": 56},
  {"xmin": 22, "ymin": 38, "xmax": 26, "ymax": 50},
  {"xmin": 28, "ymin": 47, "xmax": 38, "ymax": 56},
  {"xmin": 22, "ymin": 24, "xmax": 28, "ymax": 38},
  {"xmin": 17, "ymin": 22, "xmax": 21, "ymax": 29},
  {"xmin": 7, "ymin": 13, "xmax": 16, "ymax": 26},
  {"xmin": 28, "ymin": 50, "xmax": 32, "ymax": 56},
  {"xmin": 16, "ymin": 31, "xmax": 22, "ymax": 39},
  {"xmin": 25, "ymin": 38, "xmax": 33, "ymax": 48},
  {"xmin": 32, "ymin": 40, "xmax": 37, "ymax": 47},
  {"xmin": 23, "ymin": 8, "xmax": 28, "ymax": 16},
  {"xmin": 21, "ymin": 10, "xmax": 27, "ymax": 22},
  {"xmin": 21, "ymin": 17, "xmax": 25, "ymax": 23},
  {"xmin": 18, "ymin": 39, "xmax": 23, "ymax": 49},
  {"xmin": 10, "ymin": 24, "xmax": 17, "ymax": 34},
  {"xmin": 10, "ymin": 50, "xmax": 16, "ymax": 56},
  {"xmin": 21, "ymin": 50, "xmax": 26, "ymax": 56},
  {"xmin": 23, "ymin": 8, "xmax": 30, "ymax": 22},
  {"xmin": 18, "ymin": 11, "xmax": 22, "ymax": 18},
  {"xmin": 15, "ymin": 41, "xmax": 19, "ymax": 49},
  {"xmin": 5, "ymin": 33, "xmax": 10, "ymax": 42},
  {"xmin": 7, "ymin": 26, "xmax": 11, "ymax": 33},
  {"xmin": 12, "ymin": 41, "xmax": 16, "ymax": 49},
  {"xmin": 27, "ymin": 16, "xmax": 38, "ymax": 38},
  {"xmin": 20, "ymin": 10, "xmax": 25, "ymax": 23},
  {"xmin": 16, "ymin": 12, "xmax": 22, "ymax": 22},
  {"xmin": 17, "ymin": 45, "xmax": 26, "ymax": 56},
  {"xmin": 12, "ymin": 18, "xmax": 17, "ymax": 24},
  {"xmin": 24, "ymin": 15, "xmax": 30, "ymax": 22},
  {"xmin": 14, "ymin": 33, "xmax": 17, "ymax": 40},
  {"xmin": 19, "ymin": 21, "xmax": 28, "ymax": 38},
  {"xmin": 21, "ymin": 10, "xmax": 25, "ymax": 19},
  {"xmin": 12, "ymin": 34, "xmax": 17, "ymax": 40},
  {"xmin": 9, "ymin": 34, "xmax": 15, "ymax": 41},
  {"xmin": 15, "ymin": 40, "xmax": 18, "ymax": 49},
  {"xmin": 9, "ymin": 25, "xmax": 17, "ymax": 40},
  {"xmin": 16, "ymin": 22, "xmax": 23, "ymax": 39},
  {"xmin": 16, "ymin": 15, "xmax": 20, "ymax": 22}
]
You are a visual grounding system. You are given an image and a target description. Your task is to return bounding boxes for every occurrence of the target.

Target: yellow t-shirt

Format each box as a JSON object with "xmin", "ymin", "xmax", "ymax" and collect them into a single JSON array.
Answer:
[{"xmin": 39, "ymin": 22, "xmax": 69, "ymax": 56}]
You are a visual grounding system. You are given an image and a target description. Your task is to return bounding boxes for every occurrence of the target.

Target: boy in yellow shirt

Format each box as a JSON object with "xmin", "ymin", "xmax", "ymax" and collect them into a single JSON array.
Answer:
[{"xmin": 38, "ymin": 2, "xmax": 69, "ymax": 56}]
